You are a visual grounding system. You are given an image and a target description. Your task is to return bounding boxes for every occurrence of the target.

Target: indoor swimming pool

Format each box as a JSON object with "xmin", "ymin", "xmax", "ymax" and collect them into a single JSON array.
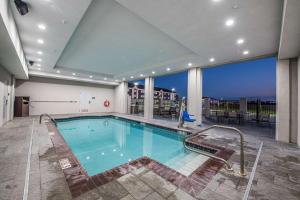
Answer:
[{"xmin": 56, "ymin": 116, "xmax": 208, "ymax": 176}]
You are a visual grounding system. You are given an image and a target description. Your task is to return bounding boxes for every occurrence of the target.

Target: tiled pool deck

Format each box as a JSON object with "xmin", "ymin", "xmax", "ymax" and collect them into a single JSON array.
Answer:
[{"xmin": 0, "ymin": 113, "xmax": 300, "ymax": 200}]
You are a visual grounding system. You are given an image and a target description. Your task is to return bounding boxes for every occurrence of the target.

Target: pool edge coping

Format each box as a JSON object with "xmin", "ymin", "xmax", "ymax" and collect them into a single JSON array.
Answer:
[{"xmin": 47, "ymin": 115, "xmax": 235, "ymax": 198}]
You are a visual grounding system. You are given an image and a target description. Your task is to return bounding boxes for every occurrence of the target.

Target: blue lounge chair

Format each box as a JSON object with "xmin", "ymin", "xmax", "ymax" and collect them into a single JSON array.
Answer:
[{"xmin": 182, "ymin": 111, "xmax": 196, "ymax": 122}]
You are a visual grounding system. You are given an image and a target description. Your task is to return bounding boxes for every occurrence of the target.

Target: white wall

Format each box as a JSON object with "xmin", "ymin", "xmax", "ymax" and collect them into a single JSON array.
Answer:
[
  {"xmin": 0, "ymin": 65, "xmax": 14, "ymax": 126},
  {"xmin": 15, "ymin": 77, "xmax": 115, "ymax": 116}
]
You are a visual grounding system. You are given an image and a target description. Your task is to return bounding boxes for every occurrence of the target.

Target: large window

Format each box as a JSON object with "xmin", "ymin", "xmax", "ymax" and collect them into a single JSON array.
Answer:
[
  {"xmin": 202, "ymin": 57, "xmax": 276, "ymax": 126},
  {"xmin": 128, "ymin": 79, "xmax": 145, "ymax": 116},
  {"xmin": 153, "ymin": 71, "xmax": 188, "ymax": 120}
]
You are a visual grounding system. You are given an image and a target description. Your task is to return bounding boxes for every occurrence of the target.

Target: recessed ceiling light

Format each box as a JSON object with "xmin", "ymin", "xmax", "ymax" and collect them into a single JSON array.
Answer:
[
  {"xmin": 122, "ymin": 77, "xmax": 126, "ymax": 81},
  {"xmin": 209, "ymin": 58, "xmax": 215, "ymax": 62},
  {"xmin": 140, "ymin": 74, "xmax": 144, "ymax": 77},
  {"xmin": 37, "ymin": 51, "xmax": 43, "ymax": 55},
  {"xmin": 37, "ymin": 39, "xmax": 44, "ymax": 44},
  {"xmin": 212, "ymin": 0, "xmax": 222, "ymax": 2},
  {"xmin": 38, "ymin": 24, "xmax": 46, "ymax": 30},
  {"xmin": 225, "ymin": 18, "xmax": 235, "ymax": 27},
  {"xmin": 36, "ymin": 63, "xmax": 41, "ymax": 67},
  {"xmin": 72, "ymin": 73, "xmax": 76, "ymax": 76},
  {"xmin": 151, "ymin": 71, "xmax": 156, "ymax": 74},
  {"xmin": 38, "ymin": 67, "xmax": 41, "ymax": 70},
  {"xmin": 237, "ymin": 38, "xmax": 244, "ymax": 44},
  {"xmin": 130, "ymin": 76, "xmax": 134, "ymax": 79},
  {"xmin": 56, "ymin": 70, "xmax": 60, "ymax": 73},
  {"xmin": 166, "ymin": 68, "xmax": 171, "ymax": 71},
  {"xmin": 37, "ymin": 58, "xmax": 42, "ymax": 62},
  {"xmin": 243, "ymin": 50, "xmax": 249, "ymax": 55},
  {"xmin": 188, "ymin": 62, "xmax": 193, "ymax": 67},
  {"xmin": 104, "ymin": 77, "xmax": 107, "ymax": 80},
  {"xmin": 89, "ymin": 75, "xmax": 93, "ymax": 78},
  {"xmin": 134, "ymin": 82, "xmax": 139, "ymax": 86},
  {"xmin": 115, "ymin": 80, "xmax": 119, "ymax": 82}
]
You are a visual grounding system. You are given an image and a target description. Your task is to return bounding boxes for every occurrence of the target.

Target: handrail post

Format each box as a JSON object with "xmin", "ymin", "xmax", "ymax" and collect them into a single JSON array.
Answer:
[{"xmin": 184, "ymin": 124, "xmax": 246, "ymax": 176}]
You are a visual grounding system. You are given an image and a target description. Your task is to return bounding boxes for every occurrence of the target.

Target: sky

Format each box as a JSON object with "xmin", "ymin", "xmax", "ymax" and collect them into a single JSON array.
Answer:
[{"xmin": 131, "ymin": 57, "xmax": 276, "ymax": 100}]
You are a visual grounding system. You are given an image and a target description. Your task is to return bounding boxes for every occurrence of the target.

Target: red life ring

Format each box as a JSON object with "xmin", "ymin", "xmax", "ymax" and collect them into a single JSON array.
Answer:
[{"xmin": 104, "ymin": 100, "xmax": 110, "ymax": 107}]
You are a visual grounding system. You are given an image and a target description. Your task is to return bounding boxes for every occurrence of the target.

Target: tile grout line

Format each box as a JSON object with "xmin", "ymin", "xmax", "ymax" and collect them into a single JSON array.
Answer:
[
  {"xmin": 22, "ymin": 119, "xmax": 35, "ymax": 200},
  {"xmin": 242, "ymin": 141, "xmax": 263, "ymax": 200}
]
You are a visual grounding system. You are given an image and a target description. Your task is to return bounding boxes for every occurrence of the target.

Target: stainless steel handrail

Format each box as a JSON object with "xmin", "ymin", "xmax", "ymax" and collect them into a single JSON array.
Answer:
[
  {"xmin": 39, "ymin": 113, "xmax": 57, "ymax": 126},
  {"xmin": 184, "ymin": 125, "xmax": 246, "ymax": 176}
]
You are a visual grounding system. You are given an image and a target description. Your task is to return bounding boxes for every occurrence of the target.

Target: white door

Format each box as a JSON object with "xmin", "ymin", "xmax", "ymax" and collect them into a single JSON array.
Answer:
[{"xmin": 80, "ymin": 91, "xmax": 91, "ymax": 112}]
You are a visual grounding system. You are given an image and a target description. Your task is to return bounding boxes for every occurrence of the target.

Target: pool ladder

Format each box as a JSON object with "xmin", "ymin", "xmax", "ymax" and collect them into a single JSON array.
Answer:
[
  {"xmin": 183, "ymin": 125, "xmax": 246, "ymax": 176},
  {"xmin": 39, "ymin": 113, "xmax": 57, "ymax": 126}
]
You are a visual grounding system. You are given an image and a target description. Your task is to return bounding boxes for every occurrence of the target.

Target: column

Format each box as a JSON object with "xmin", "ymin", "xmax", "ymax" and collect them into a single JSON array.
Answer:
[
  {"xmin": 187, "ymin": 68, "xmax": 203, "ymax": 125},
  {"xmin": 114, "ymin": 81, "xmax": 128, "ymax": 114},
  {"xmin": 144, "ymin": 77, "xmax": 154, "ymax": 120},
  {"xmin": 276, "ymin": 59, "xmax": 290, "ymax": 143},
  {"xmin": 239, "ymin": 98, "xmax": 247, "ymax": 113}
]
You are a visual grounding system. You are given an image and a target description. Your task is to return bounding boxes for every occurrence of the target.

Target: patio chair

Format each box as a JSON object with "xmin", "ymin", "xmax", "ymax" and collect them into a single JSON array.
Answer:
[{"xmin": 182, "ymin": 111, "xmax": 196, "ymax": 122}]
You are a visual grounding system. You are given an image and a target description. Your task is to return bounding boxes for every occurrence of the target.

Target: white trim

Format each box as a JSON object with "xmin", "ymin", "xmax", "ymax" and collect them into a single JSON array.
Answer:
[
  {"xmin": 22, "ymin": 119, "xmax": 35, "ymax": 200},
  {"xmin": 242, "ymin": 142, "xmax": 263, "ymax": 200}
]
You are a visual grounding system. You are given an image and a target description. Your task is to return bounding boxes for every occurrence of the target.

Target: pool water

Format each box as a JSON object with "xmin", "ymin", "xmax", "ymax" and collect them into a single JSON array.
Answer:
[{"xmin": 57, "ymin": 117, "xmax": 205, "ymax": 176}]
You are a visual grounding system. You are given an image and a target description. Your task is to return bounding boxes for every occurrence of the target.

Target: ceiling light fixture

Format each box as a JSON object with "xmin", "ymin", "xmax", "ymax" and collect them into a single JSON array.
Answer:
[
  {"xmin": 56, "ymin": 70, "xmax": 60, "ymax": 73},
  {"xmin": 122, "ymin": 78, "xmax": 126, "ymax": 81},
  {"xmin": 188, "ymin": 62, "xmax": 193, "ymax": 67},
  {"xmin": 36, "ymin": 63, "xmax": 41, "ymax": 67},
  {"xmin": 37, "ymin": 58, "xmax": 42, "ymax": 62},
  {"xmin": 243, "ymin": 50, "xmax": 249, "ymax": 55},
  {"xmin": 237, "ymin": 38, "xmax": 244, "ymax": 44},
  {"xmin": 134, "ymin": 82, "xmax": 139, "ymax": 86},
  {"xmin": 166, "ymin": 68, "xmax": 171, "ymax": 71},
  {"xmin": 89, "ymin": 75, "xmax": 93, "ymax": 78},
  {"xmin": 72, "ymin": 73, "xmax": 76, "ymax": 76},
  {"xmin": 152, "ymin": 71, "xmax": 156, "ymax": 74},
  {"xmin": 130, "ymin": 76, "xmax": 134, "ymax": 79},
  {"xmin": 225, "ymin": 18, "xmax": 235, "ymax": 27},
  {"xmin": 104, "ymin": 77, "xmax": 107, "ymax": 80},
  {"xmin": 115, "ymin": 80, "xmax": 119, "ymax": 82},
  {"xmin": 171, "ymin": 88, "xmax": 176, "ymax": 92},
  {"xmin": 38, "ymin": 24, "xmax": 46, "ymax": 30},
  {"xmin": 38, "ymin": 67, "xmax": 41, "ymax": 70},
  {"xmin": 37, "ymin": 51, "xmax": 43, "ymax": 55},
  {"xmin": 212, "ymin": 0, "xmax": 222, "ymax": 2},
  {"xmin": 37, "ymin": 39, "xmax": 44, "ymax": 44},
  {"xmin": 209, "ymin": 58, "xmax": 215, "ymax": 62},
  {"xmin": 140, "ymin": 74, "xmax": 144, "ymax": 77}
]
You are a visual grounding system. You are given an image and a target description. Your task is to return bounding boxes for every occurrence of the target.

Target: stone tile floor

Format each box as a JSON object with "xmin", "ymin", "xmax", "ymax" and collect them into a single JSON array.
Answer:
[{"xmin": 0, "ymin": 114, "xmax": 299, "ymax": 200}]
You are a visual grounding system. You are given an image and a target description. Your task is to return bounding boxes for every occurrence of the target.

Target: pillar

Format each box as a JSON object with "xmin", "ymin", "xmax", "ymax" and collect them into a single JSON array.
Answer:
[
  {"xmin": 187, "ymin": 68, "xmax": 203, "ymax": 125},
  {"xmin": 239, "ymin": 98, "xmax": 247, "ymax": 113},
  {"xmin": 276, "ymin": 60, "xmax": 290, "ymax": 143},
  {"xmin": 114, "ymin": 81, "xmax": 128, "ymax": 114},
  {"xmin": 144, "ymin": 77, "xmax": 154, "ymax": 120}
]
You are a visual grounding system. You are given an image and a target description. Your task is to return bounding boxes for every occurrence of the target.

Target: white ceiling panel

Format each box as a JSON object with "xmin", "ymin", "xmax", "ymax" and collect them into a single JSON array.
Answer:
[
  {"xmin": 57, "ymin": 0, "xmax": 197, "ymax": 78},
  {"xmin": 116, "ymin": 0, "xmax": 283, "ymax": 66}
]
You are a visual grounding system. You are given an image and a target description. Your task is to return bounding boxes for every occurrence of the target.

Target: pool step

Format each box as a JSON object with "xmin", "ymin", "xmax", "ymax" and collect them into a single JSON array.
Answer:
[{"xmin": 166, "ymin": 152, "xmax": 209, "ymax": 176}]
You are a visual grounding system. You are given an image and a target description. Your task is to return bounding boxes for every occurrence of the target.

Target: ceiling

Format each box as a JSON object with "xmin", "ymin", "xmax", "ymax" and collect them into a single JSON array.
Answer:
[{"xmin": 9, "ymin": 0, "xmax": 284, "ymax": 84}]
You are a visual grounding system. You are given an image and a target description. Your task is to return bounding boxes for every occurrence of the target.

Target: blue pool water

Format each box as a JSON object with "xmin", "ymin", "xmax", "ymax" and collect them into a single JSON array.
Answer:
[{"xmin": 57, "ymin": 117, "xmax": 194, "ymax": 176}]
